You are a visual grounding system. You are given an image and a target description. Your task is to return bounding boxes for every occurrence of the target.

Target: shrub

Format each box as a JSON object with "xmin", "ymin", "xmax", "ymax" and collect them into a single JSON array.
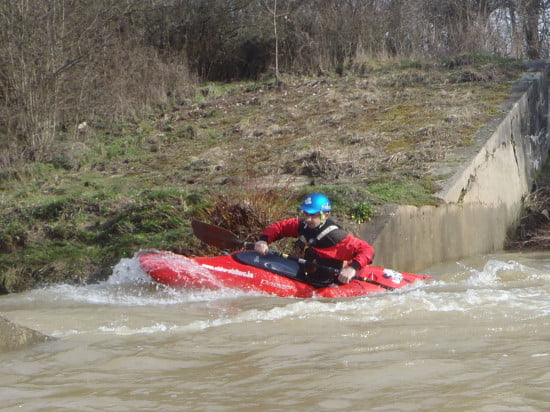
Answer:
[{"xmin": 350, "ymin": 202, "xmax": 375, "ymax": 223}]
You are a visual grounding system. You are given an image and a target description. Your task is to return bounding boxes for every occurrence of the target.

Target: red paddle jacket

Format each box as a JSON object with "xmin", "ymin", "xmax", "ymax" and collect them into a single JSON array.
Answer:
[{"xmin": 259, "ymin": 217, "xmax": 375, "ymax": 271}]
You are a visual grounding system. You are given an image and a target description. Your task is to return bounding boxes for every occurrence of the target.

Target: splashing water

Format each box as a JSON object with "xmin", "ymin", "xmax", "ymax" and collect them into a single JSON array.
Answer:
[{"xmin": 107, "ymin": 254, "xmax": 153, "ymax": 285}]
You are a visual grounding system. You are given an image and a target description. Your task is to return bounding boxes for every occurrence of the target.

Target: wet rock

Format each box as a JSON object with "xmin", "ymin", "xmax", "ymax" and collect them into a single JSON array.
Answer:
[{"xmin": 0, "ymin": 315, "xmax": 56, "ymax": 352}]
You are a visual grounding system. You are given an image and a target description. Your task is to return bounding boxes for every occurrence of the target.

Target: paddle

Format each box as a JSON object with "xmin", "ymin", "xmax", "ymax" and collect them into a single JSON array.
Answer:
[
  {"xmin": 191, "ymin": 219, "xmax": 254, "ymax": 250},
  {"xmin": 191, "ymin": 220, "xmax": 395, "ymax": 290}
]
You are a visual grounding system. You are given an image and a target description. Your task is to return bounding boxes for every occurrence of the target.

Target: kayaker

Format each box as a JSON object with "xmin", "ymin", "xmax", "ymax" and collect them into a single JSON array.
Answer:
[{"xmin": 254, "ymin": 193, "xmax": 375, "ymax": 287}]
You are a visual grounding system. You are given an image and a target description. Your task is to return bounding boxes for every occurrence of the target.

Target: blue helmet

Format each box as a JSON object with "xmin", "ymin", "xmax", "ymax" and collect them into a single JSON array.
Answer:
[{"xmin": 299, "ymin": 193, "xmax": 332, "ymax": 214}]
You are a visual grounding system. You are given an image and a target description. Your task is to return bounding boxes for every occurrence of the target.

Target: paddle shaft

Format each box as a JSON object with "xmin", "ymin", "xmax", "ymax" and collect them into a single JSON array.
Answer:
[{"xmin": 267, "ymin": 250, "xmax": 394, "ymax": 290}]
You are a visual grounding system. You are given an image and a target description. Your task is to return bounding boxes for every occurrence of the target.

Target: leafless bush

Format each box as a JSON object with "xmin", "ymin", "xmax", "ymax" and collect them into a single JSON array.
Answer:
[
  {"xmin": 197, "ymin": 185, "xmax": 300, "ymax": 249},
  {"xmin": 510, "ymin": 185, "xmax": 550, "ymax": 249},
  {"xmin": 0, "ymin": 0, "xmax": 196, "ymax": 166}
]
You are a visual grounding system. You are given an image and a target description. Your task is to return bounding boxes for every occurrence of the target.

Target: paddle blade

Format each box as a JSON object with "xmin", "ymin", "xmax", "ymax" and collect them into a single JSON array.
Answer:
[{"xmin": 191, "ymin": 220, "xmax": 244, "ymax": 250}]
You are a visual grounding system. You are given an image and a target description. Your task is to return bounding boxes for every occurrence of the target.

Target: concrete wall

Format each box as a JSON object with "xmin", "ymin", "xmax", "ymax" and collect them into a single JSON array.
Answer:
[{"xmin": 362, "ymin": 61, "xmax": 550, "ymax": 272}]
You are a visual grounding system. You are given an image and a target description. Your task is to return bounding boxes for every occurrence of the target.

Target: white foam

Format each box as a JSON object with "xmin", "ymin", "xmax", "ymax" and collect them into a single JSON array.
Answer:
[
  {"xmin": 98, "ymin": 322, "xmax": 175, "ymax": 335},
  {"xmin": 107, "ymin": 255, "xmax": 153, "ymax": 285}
]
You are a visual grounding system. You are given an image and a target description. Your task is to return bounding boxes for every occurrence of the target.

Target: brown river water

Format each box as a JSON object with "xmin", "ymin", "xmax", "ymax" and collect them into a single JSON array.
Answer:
[{"xmin": 1, "ymin": 251, "xmax": 549, "ymax": 411}]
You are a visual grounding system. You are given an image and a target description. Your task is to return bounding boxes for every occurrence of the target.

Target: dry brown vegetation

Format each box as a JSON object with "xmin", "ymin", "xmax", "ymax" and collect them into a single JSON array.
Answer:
[
  {"xmin": 508, "ymin": 168, "xmax": 550, "ymax": 249},
  {"xmin": 1, "ymin": 1, "xmax": 549, "ymax": 167},
  {"xmin": 130, "ymin": 62, "xmax": 523, "ymax": 191}
]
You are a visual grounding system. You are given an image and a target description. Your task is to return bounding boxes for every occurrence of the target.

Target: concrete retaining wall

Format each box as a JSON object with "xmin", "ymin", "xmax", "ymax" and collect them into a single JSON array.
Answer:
[{"xmin": 362, "ymin": 61, "xmax": 550, "ymax": 272}]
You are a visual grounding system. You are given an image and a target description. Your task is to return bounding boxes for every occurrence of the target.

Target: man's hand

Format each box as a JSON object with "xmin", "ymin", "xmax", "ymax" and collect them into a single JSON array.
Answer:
[
  {"xmin": 254, "ymin": 240, "xmax": 268, "ymax": 255},
  {"xmin": 338, "ymin": 266, "xmax": 356, "ymax": 284}
]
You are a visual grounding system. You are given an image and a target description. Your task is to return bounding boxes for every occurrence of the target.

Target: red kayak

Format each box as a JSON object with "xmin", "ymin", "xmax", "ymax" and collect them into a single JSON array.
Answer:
[{"xmin": 138, "ymin": 249, "xmax": 430, "ymax": 298}]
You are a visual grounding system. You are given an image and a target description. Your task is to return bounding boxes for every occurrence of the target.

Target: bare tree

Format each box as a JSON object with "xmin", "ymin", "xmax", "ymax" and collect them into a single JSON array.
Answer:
[
  {"xmin": 519, "ymin": 0, "xmax": 543, "ymax": 58},
  {"xmin": 261, "ymin": 0, "xmax": 282, "ymax": 82}
]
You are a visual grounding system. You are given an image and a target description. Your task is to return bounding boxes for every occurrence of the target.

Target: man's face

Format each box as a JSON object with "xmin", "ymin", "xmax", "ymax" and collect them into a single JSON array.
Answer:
[{"xmin": 302, "ymin": 211, "xmax": 323, "ymax": 228}]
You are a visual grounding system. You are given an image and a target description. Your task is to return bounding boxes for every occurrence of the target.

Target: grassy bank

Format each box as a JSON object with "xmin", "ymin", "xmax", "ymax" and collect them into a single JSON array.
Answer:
[{"xmin": 0, "ymin": 57, "xmax": 528, "ymax": 293}]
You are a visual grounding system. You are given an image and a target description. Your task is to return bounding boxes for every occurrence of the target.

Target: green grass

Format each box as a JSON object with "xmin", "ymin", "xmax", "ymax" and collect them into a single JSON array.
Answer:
[
  {"xmin": 0, "ymin": 179, "xmax": 214, "ymax": 292},
  {"xmin": 368, "ymin": 181, "xmax": 439, "ymax": 206}
]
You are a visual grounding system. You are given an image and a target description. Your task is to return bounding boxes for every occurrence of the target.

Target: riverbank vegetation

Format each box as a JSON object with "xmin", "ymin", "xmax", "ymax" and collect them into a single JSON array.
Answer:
[
  {"xmin": 0, "ymin": 1, "xmax": 547, "ymax": 293},
  {"xmin": 509, "ymin": 161, "xmax": 550, "ymax": 250}
]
